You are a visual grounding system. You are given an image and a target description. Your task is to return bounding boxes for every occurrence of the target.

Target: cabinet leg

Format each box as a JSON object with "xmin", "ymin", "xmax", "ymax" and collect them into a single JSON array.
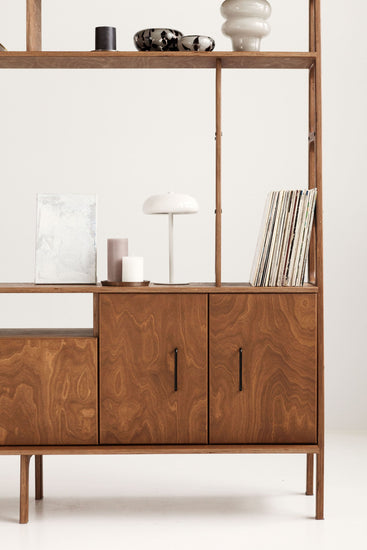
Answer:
[
  {"xmin": 316, "ymin": 450, "xmax": 324, "ymax": 519},
  {"xmin": 306, "ymin": 453, "xmax": 314, "ymax": 495},
  {"xmin": 20, "ymin": 455, "xmax": 32, "ymax": 524},
  {"xmin": 35, "ymin": 455, "xmax": 43, "ymax": 500}
]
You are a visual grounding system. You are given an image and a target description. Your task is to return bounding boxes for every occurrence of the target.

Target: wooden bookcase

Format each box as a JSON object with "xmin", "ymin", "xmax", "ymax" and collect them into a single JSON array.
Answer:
[{"xmin": 0, "ymin": 0, "xmax": 324, "ymax": 523}]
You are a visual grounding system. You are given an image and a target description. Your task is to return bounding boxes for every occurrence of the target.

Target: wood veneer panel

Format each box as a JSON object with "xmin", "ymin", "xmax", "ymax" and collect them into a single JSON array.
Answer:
[
  {"xmin": 0, "ymin": 329, "xmax": 93, "ymax": 338},
  {"xmin": 0, "ymin": 338, "xmax": 98, "ymax": 445},
  {"xmin": 35, "ymin": 455, "xmax": 43, "ymax": 500},
  {"xmin": 0, "ymin": 52, "xmax": 316, "ymax": 70},
  {"xmin": 100, "ymin": 294, "xmax": 208, "ymax": 445},
  {"xmin": 20, "ymin": 455, "xmax": 32, "ymax": 524},
  {"xmin": 26, "ymin": 0, "xmax": 42, "ymax": 52},
  {"xmin": 306, "ymin": 453, "xmax": 314, "ymax": 495},
  {"xmin": 0, "ymin": 444, "xmax": 320, "ymax": 455},
  {"xmin": 0, "ymin": 283, "xmax": 318, "ymax": 294},
  {"xmin": 93, "ymin": 294, "xmax": 99, "ymax": 337},
  {"xmin": 216, "ymin": 59, "xmax": 222, "ymax": 286},
  {"xmin": 308, "ymin": 63, "xmax": 317, "ymax": 284},
  {"xmin": 309, "ymin": 0, "xmax": 316, "ymax": 52},
  {"xmin": 209, "ymin": 294, "xmax": 317, "ymax": 444},
  {"xmin": 315, "ymin": 0, "xmax": 325, "ymax": 520}
]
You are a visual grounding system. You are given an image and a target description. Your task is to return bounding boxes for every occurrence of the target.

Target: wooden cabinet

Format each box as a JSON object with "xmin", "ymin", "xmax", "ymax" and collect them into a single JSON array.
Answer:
[
  {"xmin": 0, "ymin": 294, "xmax": 316, "ymax": 448},
  {"xmin": 99, "ymin": 294, "xmax": 208, "ymax": 444},
  {"xmin": 0, "ymin": 0, "xmax": 324, "ymax": 522},
  {"xmin": 209, "ymin": 294, "xmax": 317, "ymax": 444},
  {"xmin": 0, "ymin": 286, "xmax": 323, "ymax": 521},
  {"xmin": 0, "ymin": 293, "xmax": 317, "ymax": 448},
  {"xmin": 0, "ymin": 334, "xmax": 98, "ymax": 445},
  {"xmin": 99, "ymin": 292, "xmax": 317, "ymax": 447}
]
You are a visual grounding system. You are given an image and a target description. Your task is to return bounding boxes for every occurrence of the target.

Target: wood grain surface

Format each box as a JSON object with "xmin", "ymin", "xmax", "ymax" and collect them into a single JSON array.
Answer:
[
  {"xmin": 306, "ymin": 453, "xmax": 314, "ymax": 495},
  {"xmin": 93, "ymin": 294, "xmax": 99, "ymax": 337},
  {"xmin": 20, "ymin": 455, "xmax": 32, "ymax": 524},
  {"xmin": 308, "ymin": 62, "xmax": 317, "ymax": 285},
  {"xmin": 216, "ymin": 59, "xmax": 222, "ymax": 287},
  {"xmin": 0, "ymin": 338, "xmax": 98, "ymax": 445},
  {"xmin": 209, "ymin": 294, "xmax": 317, "ymax": 444},
  {"xmin": 0, "ymin": 52, "xmax": 316, "ymax": 70},
  {"xmin": 100, "ymin": 294, "xmax": 208, "ymax": 444},
  {"xmin": 35, "ymin": 455, "xmax": 43, "ymax": 500},
  {"xmin": 0, "ymin": 444, "xmax": 320, "ymax": 456},
  {"xmin": 0, "ymin": 329, "xmax": 93, "ymax": 338},
  {"xmin": 26, "ymin": 0, "xmax": 42, "ymax": 52},
  {"xmin": 0, "ymin": 283, "xmax": 318, "ymax": 294},
  {"xmin": 315, "ymin": 0, "xmax": 325, "ymax": 519}
]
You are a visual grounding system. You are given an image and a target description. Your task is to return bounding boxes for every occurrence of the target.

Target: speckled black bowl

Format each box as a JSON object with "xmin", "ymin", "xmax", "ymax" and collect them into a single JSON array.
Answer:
[
  {"xmin": 178, "ymin": 35, "xmax": 215, "ymax": 52},
  {"xmin": 134, "ymin": 28, "xmax": 183, "ymax": 52}
]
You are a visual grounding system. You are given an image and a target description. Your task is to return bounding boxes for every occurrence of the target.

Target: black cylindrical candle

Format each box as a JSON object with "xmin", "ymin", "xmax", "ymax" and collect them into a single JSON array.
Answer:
[{"xmin": 95, "ymin": 27, "xmax": 117, "ymax": 51}]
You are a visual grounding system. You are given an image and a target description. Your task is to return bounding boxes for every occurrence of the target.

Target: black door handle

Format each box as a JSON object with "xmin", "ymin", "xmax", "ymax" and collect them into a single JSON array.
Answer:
[
  {"xmin": 239, "ymin": 348, "xmax": 243, "ymax": 392},
  {"xmin": 174, "ymin": 348, "xmax": 178, "ymax": 391}
]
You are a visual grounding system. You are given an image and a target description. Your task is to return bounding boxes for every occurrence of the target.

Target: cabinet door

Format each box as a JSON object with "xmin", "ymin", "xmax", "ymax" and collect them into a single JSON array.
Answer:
[
  {"xmin": 100, "ymin": 294, "xmax": 208, "ymax": 444},
  {"xmin": 0, "ymin": 338, "xmax": 98, "ymax": 445},
  {"xmin": 209, "ymin": 294, "xmax": 317, "ymax": 444}
]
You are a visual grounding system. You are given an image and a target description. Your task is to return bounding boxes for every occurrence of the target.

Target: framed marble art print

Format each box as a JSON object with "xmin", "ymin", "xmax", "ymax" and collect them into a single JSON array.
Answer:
[{"xmin": 35, "ymin": 193, "xmax": 97, "ymax": 284}]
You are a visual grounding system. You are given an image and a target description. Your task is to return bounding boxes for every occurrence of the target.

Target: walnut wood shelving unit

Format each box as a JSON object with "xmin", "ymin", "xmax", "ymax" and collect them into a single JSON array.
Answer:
[{"xmin": 0, "ymin": 0, "xmax": 324, "ymax": 524}]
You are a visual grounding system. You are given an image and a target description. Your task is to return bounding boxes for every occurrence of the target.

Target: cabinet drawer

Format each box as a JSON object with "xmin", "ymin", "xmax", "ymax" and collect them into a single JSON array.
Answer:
[
  {"xmin": 99, "ymin": 294, "xmax": 208, "ymax": 445},
  {"xmin": 209, "ymin": 294, "xmax": 317, "ymax": 444},
  {"xmin": 0, "ymin": 337, "xmax": 98, "ymax": 445}
]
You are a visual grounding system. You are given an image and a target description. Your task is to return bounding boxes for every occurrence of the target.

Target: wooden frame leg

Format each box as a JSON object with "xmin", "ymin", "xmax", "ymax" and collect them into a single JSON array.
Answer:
[
  {"xmin": 306, "ymin": 453, "xmax": 314, "ymax": 495},
  {"xmin": 20, "ymin": 455, "xmax": 32, "ymax": 524},
  {"xmin": 316, "ymin": 450, "xmax": 324, "ymax": 519},
  {"xmin": 35, "ymin": 455, "xmax": 43, "ymax": 500}
]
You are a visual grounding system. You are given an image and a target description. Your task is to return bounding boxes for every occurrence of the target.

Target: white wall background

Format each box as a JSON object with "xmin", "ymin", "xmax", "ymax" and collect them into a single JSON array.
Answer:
[{"xmin": 0, "ymin": 0, "xmax": 366, "ymax": 430}]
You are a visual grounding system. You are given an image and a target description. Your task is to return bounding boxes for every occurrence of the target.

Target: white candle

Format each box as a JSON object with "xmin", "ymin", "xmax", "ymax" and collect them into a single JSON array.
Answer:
[{"xmin": 122, "ymin": 257, "xmax": 144, "ymax": 282}]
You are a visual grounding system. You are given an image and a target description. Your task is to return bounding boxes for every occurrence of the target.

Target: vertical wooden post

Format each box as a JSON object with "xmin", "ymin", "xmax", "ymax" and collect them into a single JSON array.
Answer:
[
  {"xmin": 35, "ymin": 455, "xmax": 43, "ymax": 500},
  {"xmin": 308, "ymin": 0, "xmax": 324, "ymax": 519},
  {"xmin": 93, "ymin": 293, "xmax": 100, "ymax": 444},
  {"xmin": 316, "ymin": 450, "xmax": 324, "ymax": 518},
  {"xmin": 315, "ymin": 0, "xmax": 324, "ymax": 520},
  {"xmin": 309, "ymin": 0, "xmax": 316, "ymax": 52},
  {"xmin": 93, "ymin": 294, "xmax": 100, "ymax": 337},
  {"xmin": 27, "ymin": 0, "xmax": 42, "ymax": 51},
  {"xmin": 20, "ymin": 455, "xmax": 32, "ymax": 524},
  {"xmin": 215, "ymin": 59, "xmax": 222, "ymax": 287},
  {"xmin": 306, "ymin": 454, "xmax": 314, "ymax": 495},
  {"xmin": 308, "ymin": 0, "xmax": 317, "ymax": 284},
  {"xmin": 308, "ymin": 64, "xmax": 317, "ymax": 285}
]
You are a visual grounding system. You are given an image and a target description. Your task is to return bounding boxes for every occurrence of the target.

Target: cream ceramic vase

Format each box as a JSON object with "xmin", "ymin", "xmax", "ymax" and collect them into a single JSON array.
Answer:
[{"xmin": 221, "ymin": 0, "xmax": 271, "ymax": 51}]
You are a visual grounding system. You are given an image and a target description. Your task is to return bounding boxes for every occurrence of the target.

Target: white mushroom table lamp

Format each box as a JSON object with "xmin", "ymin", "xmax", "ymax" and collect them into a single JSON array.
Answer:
[{"xmin": 143, "ymin": 193, "xmax": 199, "ymax": 284}]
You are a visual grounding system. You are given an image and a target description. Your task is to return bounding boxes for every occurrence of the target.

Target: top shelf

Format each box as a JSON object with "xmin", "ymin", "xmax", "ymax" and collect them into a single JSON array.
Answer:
[{"xmin": 0, "ymin": 51, "xmax": 317, "ymax": 70}]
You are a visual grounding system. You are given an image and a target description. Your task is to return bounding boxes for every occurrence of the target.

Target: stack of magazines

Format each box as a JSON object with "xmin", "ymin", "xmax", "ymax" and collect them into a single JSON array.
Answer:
[{"xmin": 250, "ymin": 189, "xmax": 317, "ymax": 287}]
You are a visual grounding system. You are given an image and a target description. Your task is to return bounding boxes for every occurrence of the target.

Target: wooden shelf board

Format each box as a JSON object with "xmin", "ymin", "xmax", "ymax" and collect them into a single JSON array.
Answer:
[
  {"xmin": 0, "ymin": 328, "xmax": 94, "ymax": 338},
  {"xmin": 0, "ymin": 444, "xmax": 320, "ymax": 455},
  {"xmin": 0, "ymin": 51, "xmax": 317, "ymax": 70},
  {"xmin": 0, "ymin": 283, "xmax": 318, "ymax": 294}
]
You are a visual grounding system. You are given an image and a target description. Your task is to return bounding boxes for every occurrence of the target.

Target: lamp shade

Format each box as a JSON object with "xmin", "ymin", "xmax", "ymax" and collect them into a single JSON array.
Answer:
[{"xmin": 143, "ymin": 193, "xmax": 199, "ymax": 215}]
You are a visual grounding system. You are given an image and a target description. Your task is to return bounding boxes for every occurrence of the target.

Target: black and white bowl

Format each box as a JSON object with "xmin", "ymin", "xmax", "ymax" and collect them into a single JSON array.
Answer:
[
  {"xmin": 134, "ymin": 28, "xmax": 183, "ymax": 51},
  {"xmin": 178, "ymin": 35, "xmax": 215, "ymax": 52}
]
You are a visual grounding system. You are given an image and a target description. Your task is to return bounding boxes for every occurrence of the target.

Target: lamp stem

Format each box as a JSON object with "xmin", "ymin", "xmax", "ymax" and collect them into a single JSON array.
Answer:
[{"xmin": 169, "ymin": 213, "xmax": 174, "ymax": 284}]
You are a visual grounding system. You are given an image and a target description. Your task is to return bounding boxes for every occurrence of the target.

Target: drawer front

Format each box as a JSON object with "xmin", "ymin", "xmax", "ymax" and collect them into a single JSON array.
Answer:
[
  {"xmin": 99, "ymin": 294, "xmax": 208, "ymax": 445},
  {"xmin": 209, "ymin": 294, "xmax": 317, "ymax": 444},
  {"xmin": 0, "ymin": 338, "xmax": 98, "ymax": 445}
]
